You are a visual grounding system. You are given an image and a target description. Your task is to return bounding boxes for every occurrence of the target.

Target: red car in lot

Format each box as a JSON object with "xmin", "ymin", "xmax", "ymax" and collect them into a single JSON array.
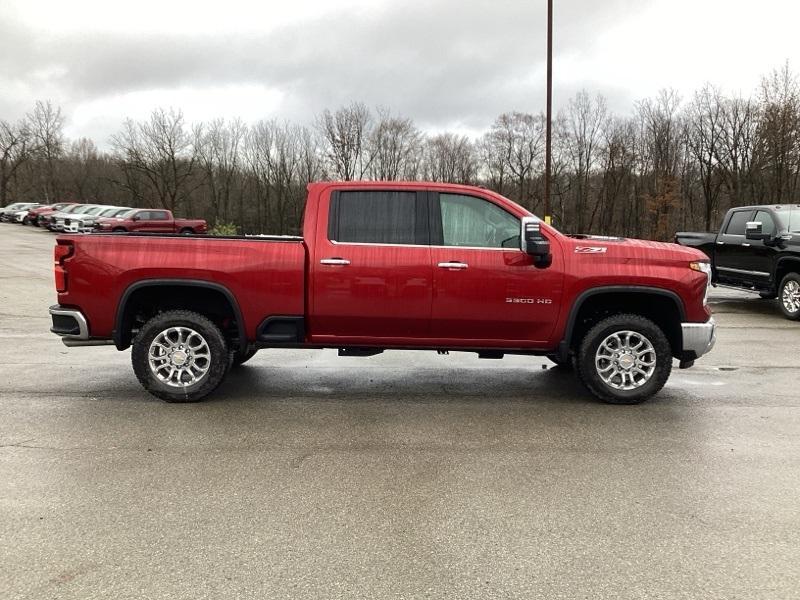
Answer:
[
  {"xmin": 94, "ymin": 208, "xmax": 207, "ymax": 234},
  {"xmin": 49, "ymin": 181, "xmax": 715, "ymax": 404},
  {"xmin": 27, "ymin": 202, "xmax": 77, "ymax": 226}
]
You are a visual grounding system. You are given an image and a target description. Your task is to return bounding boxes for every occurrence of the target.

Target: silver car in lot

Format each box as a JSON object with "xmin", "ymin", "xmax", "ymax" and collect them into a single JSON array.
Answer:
[
  {"xmin": 1, "ymin": 202, "xmax": 41, "ymax": 222},
  {"xmin": 64, "ymin": 206, "xmax": 131, "ymax": 233},
  {"xmin": 50, "ymin": 204, "xmax": 100, "ymax": 231}
]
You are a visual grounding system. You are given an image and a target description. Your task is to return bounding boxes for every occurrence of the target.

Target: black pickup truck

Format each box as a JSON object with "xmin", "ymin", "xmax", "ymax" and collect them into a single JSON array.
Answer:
[{"xmin": 676, "ymin": 204, "xmax": 800, "ymax": 320}]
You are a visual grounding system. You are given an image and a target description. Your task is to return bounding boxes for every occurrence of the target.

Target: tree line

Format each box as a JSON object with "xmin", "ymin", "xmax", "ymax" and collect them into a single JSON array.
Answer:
[{"xmin": 1, "ymin": 63, "xmax": 799, "ymax": 239}]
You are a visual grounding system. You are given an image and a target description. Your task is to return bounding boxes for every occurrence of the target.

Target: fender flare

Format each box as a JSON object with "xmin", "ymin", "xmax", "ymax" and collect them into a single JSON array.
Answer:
[
  {"xmin": 113, "ymin": 279, "xmax": 247, "ymax": 350},
  {"xmin": 557, "ymin": 285, "xmax": 686, "ymax": 361}
]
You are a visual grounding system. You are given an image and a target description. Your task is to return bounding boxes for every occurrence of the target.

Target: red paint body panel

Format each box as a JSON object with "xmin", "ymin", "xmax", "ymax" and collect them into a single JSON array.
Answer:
[
  {"xmin": 56, "ymin": 181, "xmax": 711, "ymax": 351},
  {"xmin": 57, "ymin": 235, "xmax": 305, "ymax": 339}
]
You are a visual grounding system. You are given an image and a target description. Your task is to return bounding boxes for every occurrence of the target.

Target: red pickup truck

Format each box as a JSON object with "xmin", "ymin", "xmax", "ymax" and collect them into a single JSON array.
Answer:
[
  {"xmin": 49, "ymin": 182, "xmax": 715, "ymax": 404},
  {"xmin": 94, "ymin": 208, "xmax": 207, "ymax": 234}
]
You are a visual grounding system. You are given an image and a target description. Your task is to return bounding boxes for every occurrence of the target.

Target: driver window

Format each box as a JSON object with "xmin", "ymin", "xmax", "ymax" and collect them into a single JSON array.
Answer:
[
  {"xmin": 439, "ymin": 194, "xmax": 519, "ymax": 248},
  {"xmin": 754, "ymin": 210, "xmax": 776, "ymax": 236}
]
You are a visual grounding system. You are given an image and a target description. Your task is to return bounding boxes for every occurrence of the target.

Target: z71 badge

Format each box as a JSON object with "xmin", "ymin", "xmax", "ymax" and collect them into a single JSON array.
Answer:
[{"xmin": 574, "ymin": 246, "xmax": 608, "ymax": 254}]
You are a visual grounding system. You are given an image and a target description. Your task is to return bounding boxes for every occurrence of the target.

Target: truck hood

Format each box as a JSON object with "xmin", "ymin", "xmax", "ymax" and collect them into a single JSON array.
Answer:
[{"xmin": 564, "ymin": 234, "xmax": 707, "ymax": 263}]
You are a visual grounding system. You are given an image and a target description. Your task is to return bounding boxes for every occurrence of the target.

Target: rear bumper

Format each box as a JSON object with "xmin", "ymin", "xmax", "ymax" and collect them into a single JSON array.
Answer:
[
  {"xmin": 50, "ymin": 305, "xmax": 89, "ymax": 339},
  {"xmin": 681, "ymin": 317, "xmax": 716, "ymax": 360}
]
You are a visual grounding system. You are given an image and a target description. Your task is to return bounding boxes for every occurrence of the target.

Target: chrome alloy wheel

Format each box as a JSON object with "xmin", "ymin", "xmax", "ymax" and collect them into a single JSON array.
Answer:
[
  {"xmin": 782, "ymin": 279, "xmax": 800, "ymax": 314},
  {"xmin": 595, "ymin": 330, "xmax": 657, "ymax": 391},
  {"xmin": 148, "ymin": 327, "xmax": 211, "ymax": 388}
]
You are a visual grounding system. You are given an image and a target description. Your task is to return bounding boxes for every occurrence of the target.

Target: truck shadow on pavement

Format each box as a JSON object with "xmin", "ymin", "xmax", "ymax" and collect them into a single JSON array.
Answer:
[{"xmin": 209, "ymin": 363, "xmax": 647, "ymax": 406}]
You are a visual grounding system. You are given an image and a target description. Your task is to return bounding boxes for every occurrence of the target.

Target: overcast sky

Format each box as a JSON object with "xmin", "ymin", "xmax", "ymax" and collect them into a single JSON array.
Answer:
[{"xmin": 1, "ymin": 0, "xmax": 798, "ymax": 143}]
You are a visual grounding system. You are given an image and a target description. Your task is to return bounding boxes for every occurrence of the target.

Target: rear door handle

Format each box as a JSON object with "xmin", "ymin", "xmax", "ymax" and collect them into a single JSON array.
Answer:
[
  {"xmin": 320, "ymin": 258, "xmax": 350, "ymax": 266},
  {"xmin": 438, "ymin": 261, "xmax": 468, "ymax": 269},
  {"xmin": 741, "ymin": 243, "xmax": 751, "ymax": 247},
  {"xmin": 716, "ymin": 241, "xmax": 725, "ymax": 245}
]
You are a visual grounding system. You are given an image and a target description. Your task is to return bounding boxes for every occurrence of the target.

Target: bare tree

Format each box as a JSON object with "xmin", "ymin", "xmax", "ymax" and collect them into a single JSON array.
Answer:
[
  {"xmin": 196, "ymin": 118, "xmax": 247, "ymax": 223},
  {"xmin": 317, "ymin": 102, "xmax": 372, "ymax": 180},
  {"xmin": 422, "ymin": 133, "xmax": 477, "ymax": 184},
  {"xmin": 365, "ymin": 108, "xmax": 422, "ymax": 180},
  {"xmin": 687, "ymin": 85, "xmax": 725, "ymax": 230},
  {"xmin": 26, "ymin": 100, "xmax": 64, "ymax": 202},
  {"xmin": 756, "ymin": 63, "xmax": 800, "ymax": 203},
  {"xmin": 111, "ymin": 108, "xmax": 199, "ymax": 212},
  {"xmin": 563, "ymin": 92, "xmax": 608, "ymax": 231},
  {"xmin": 0, "ymin": 119, "xmax": 32, "ymax": 205},
  {"xmin": 482, "ymin": 112, "xmax": 545, "ymax": 211}
]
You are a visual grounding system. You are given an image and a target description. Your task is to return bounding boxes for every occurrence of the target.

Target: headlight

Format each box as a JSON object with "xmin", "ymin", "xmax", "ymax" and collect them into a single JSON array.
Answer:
[{"xmin": 690, "ymin": 261, "xmax": 712, "ymax": 305}]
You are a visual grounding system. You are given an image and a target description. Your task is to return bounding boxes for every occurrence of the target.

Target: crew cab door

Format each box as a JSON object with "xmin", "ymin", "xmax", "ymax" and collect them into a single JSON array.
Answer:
[
  {"xmin": 715, "ymin": 209, "xmax": 762, "ymax": 284},
  {"xmin": 428, "ymin": 192, "xmax": 562, "ymax": 347},
  {"xmin": 309, "ymin": 188, "xmax": 433, "ymax": 342}
]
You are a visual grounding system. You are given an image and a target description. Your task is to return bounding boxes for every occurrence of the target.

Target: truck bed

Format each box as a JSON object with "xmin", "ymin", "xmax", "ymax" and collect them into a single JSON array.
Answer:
[{"xmin": 58, "ymin": 233, "xmax": 307, "ymax": 341}]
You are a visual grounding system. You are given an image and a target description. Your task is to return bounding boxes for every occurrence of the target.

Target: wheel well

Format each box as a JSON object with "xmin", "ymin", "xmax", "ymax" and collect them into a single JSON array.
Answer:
[
  {"xmin": 115, "ymin": 283, "xmax": 244, "ymax": 350},
  {"xmin": 776, "ymin": 259, "xmax": 800, "ymax": 287},
  {"xmin": 567, "ymin": 291, "xmax": 683, "ymax": 358}
]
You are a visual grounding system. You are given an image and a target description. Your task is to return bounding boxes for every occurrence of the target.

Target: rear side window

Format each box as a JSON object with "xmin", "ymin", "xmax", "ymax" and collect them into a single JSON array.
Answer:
[
  {"xmin": 150, "ymin": 211, "xmax": 169, "ymax": 220},
  {"xmin": 329, "ymin": 191, "xmax": 424, "ymax": 245},
  {"xmin": 725, "ymin": 211, "xmax": 753, "ymax": 235}
]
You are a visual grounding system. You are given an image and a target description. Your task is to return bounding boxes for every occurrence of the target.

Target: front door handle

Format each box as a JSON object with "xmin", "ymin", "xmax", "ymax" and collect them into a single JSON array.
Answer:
[
  {"xmin": 438, "ymin": 261, "xmax": 468, "ymax": 269},
  {"xmin": 320, "ymin": 258, "xmax": 350, "ymax": 266},
  {"xmin": 741, "ymin": 243, "xmax": 751, "ymax": 247},
  {"xmin": 717, "ymin": 241, "xmax": 725, "ymax": 245}
]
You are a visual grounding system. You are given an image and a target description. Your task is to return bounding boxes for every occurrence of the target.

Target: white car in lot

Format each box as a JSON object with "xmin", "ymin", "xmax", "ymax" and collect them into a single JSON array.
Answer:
[
  {"xmin": 51, "ymin": 204, "xmax": 100, "ymax": 231},
  {"xmin": 63, "ymin": 206, "xmax": 130, "ymax": 233},
  {"xmin": 0, "ymin": 202, "xmax": 42, "ymax": 223}
]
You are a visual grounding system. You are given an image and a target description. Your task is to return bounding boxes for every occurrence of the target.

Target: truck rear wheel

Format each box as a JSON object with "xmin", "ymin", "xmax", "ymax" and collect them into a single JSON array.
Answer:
[
  {"xmin": 131, "ymin": 310, "xmax": 229, "ymax": 402},
  {"xmin": 779, "ymin": 273, "xmax": 800, "ymax": 320},
  {"xmin": 575, "ymin": 314, "xmax": 672, "ymax": 404}
]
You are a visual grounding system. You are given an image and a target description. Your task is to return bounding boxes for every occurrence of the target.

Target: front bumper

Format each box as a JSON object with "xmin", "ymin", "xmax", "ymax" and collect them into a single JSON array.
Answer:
[{"xmin": 681, "ymin": 317, "xmax": 716, "ymax": 360}]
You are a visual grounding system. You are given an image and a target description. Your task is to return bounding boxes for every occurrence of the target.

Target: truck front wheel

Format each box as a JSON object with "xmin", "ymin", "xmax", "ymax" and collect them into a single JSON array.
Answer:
[
  {"xmin": 575, "ymin": 314, "xmax": 672, "ymax": 404},
  {"xmin": 779, "ymin": 273, "xmax": 800, "ymax": 320},
  {"xmin": 131, "ymin": 310, "xmax": 229, "ymax": 402}
]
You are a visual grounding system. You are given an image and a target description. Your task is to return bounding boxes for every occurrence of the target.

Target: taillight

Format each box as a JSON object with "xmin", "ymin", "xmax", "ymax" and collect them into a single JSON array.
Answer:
[{"xmin": 54, "ymin": 241, "xmax": 74, "ymax": 293}]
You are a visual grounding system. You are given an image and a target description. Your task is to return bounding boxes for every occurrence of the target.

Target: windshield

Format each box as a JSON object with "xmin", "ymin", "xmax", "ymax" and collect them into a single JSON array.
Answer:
[
  {"xmin": 775, "ymin": 206, "xmax": 800, "ymax": 233},
  {"xmin": 97, "ymin": 208, "xmax": 121, "ymax": 217},
  {"xmin": 63, "ymin": 205, "xmax": 83, "ymax": 213},
  {"xmin": 117, "ymin": 209, "xmax": 138, "ymax": 218},
  {"xmin": 72, "ymin": 205, "xmax": 97, "ymax": 215},
  {"xmin": 83, "ymin": 207, "xmax": 106, "ymax": 216},
  {"xmin": 4, "ymin": 203, "xmax": 23, "ymax": 210},
  {"xmin": 109, "ymin": 208, "xmax": 131, "ymax": 217}
]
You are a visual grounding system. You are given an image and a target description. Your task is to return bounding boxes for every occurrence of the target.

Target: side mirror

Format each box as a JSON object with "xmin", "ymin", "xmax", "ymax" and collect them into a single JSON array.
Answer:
[
  {"xmin": 745, "ymin": 221, "xmax": 768, "ymax": 241},
  {"xmin": 131, "ymin": 215, "xmax": 140, "ymax": 221},
  {"xmin": 521, "ymin": 216, "xmax": 552, "ymax": 268}
]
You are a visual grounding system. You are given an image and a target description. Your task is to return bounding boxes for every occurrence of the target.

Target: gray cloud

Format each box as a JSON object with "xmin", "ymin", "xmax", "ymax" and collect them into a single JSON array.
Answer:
[{"xmin": 0, "ymin": 0, "xmax": 775, "ymax": 140}]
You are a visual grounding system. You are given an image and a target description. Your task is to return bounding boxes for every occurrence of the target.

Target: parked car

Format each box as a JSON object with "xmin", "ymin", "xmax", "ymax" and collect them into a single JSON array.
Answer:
[
  {"xmin": 50, "ymin": 181, "xmax": 715, "ymax": 404},
  {"xmin": 27, "ymin": 203, "xmax": 77, "ymax": 226},
  {"xmin": 93, "ymin": 208, "xmax": 207, "ymax": 234},
  {"xmin": 1, "ymin": 202, "xmax": 41, "ymax": 222},
  {"xmin": 49, "ymin": 204, "xmax": 99, "ymax": 231},
  {"xmin": 676, "ymin": 204, "xmax": 800, "ymax": 319},
  {"xmin": 63, "ymin": 206, "xmax": 130, "ymax": 233},
  {"xmin": 0, "ymin": 202, "xmax": 26, "ymax": 219},
  {"xmin": 44, "ymin": 204, "xmax": 86, "ymax": 230}
]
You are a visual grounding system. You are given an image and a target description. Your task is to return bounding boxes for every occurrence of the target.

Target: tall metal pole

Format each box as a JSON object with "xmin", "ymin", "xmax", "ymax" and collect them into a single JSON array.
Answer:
[{"xmin": 544, "ymin": 0, "xmax": 553, "ymax": 225}]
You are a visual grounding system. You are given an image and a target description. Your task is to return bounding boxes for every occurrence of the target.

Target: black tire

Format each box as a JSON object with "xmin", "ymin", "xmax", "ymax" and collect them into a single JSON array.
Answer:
[
  {"xmin": 179, "ymin": 228, "xmax": 194, "ymax": 235},
  {"xmin": 232, "ymin": 345, "xmax": 258, "ymax": 367},
  {"xmin": 131, "ymin": 310, "xmax": 229, "ymax": 402},
  {"xmin": 778, "ymin": 273, "xmax": 800, "ymax": 320},
  {"xmin": 575, "ymin": 314, "xmax": 672, "ymax": 404},
  {"xmin": 113, "ymin": 227, "xmax": 126, "ymax": 233}
]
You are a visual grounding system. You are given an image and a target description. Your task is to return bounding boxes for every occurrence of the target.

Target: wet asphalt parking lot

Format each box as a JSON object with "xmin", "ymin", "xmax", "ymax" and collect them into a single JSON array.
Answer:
[{"xmin": 1, "ymin": 223, "xmax": 799, "ymax": 599}]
